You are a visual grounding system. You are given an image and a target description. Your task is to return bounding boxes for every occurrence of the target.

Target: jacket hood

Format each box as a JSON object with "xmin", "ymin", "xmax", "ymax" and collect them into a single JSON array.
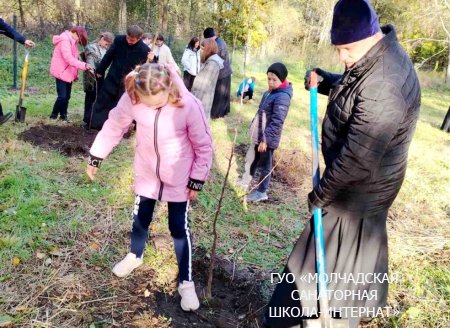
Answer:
[
  {"xmin": 207, "ymin": 54, "xmax": 224, "ymax": 69},
  {"xmin": 272, "ymin": 82, "xmax": 293, "ymax": 98},
  {"xmin": 52, "ymin": 31, "xmax": 73, "ymax": 46}
]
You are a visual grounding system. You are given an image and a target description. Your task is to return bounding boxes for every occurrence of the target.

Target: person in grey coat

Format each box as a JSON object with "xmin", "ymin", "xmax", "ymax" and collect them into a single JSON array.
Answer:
[
  {"xmin": 264, "ymin": 1, "xmax": 421, "ymax": 328},
  {"xmin": 82, "ymin": 32, "xmax": 114, "ymax": 126},
  {"xmin": 191, "ymin": 38, "xmax": 224, "ymax": 120}
]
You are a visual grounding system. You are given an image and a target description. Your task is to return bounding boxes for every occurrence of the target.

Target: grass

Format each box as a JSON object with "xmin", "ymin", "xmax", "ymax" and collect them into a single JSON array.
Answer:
[{"xmin": 0, "ymin": 38, "xmax": 449, "ymax": 327}]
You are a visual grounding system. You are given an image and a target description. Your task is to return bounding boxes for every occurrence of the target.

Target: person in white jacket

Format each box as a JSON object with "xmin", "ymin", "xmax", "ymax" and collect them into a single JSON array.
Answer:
[
  {"xmin": 153, "ymin": 34, "xmax": 181, "ymax": 74},
  {"xmin": 181, "ymin": 36, "xmax": 200, "ymax": 91}
]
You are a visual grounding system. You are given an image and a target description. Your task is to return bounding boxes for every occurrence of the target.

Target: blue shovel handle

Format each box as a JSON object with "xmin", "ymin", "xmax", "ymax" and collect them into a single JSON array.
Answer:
[{"xmin": 309, "ymin": 71, "xmax": 331, "ymax": 325}]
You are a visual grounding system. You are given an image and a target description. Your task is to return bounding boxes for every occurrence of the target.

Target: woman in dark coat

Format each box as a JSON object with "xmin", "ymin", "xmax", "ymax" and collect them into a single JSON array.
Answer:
[
  {"xmin": 203, "ymin": 27, "xmax": 232, "ymax": 119},
  {"xmin": 264, "ymin": 1, "xmax": 421, "ymax": 327}
]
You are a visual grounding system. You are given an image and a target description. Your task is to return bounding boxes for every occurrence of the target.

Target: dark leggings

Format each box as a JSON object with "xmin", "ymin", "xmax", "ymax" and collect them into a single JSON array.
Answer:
[
  {"xmin": 50, "ymin": 78, "xmax": 72, "ymax": 119},
  {"xmin": 130, "ymin": 195, "xmax": 193, "ymax": 282}
]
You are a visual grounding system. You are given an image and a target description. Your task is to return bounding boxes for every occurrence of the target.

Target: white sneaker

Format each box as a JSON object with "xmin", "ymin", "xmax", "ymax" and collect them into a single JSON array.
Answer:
[
  {"xmin": 178, "ymin": 280, "xmax": 200, "ymax": 311},
  {"xmin": 112, "ymin": 253, "xmax": 143, "ymax": 277}
]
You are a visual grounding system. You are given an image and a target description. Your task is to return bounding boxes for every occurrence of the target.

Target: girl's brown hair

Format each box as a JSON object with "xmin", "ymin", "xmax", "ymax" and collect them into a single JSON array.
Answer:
[
  {"xmin": 125, "ymin": 64, "xmax": 182, "ymax": 106},
  {"xmin": 69, "ymin": 26, "xmax": 88, "ymax": 47},
  {"xmin": 200, "ymin": 38, "xmax": 218, "ymax": 63}
]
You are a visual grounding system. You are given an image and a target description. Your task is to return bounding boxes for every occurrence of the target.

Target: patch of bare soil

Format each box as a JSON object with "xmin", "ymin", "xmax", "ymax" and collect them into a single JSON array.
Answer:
[
  {"xmin": 18, "ymin": 124, "xmax": 98, "ymax": 157},
  {"xmin": 0, "ymin": 210, "xmax": 267, "ymax": 327},
  {"xmin": 234, "ymin": 144, "xmax": 311, "ymax": 204},
  {"xmin": 153, "ymin": 249, "xmax": 267, "ymax": 327}
]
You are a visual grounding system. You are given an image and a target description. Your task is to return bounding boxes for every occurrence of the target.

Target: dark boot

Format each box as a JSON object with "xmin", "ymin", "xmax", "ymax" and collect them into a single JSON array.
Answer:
[{"xmin": 0, "ymin": 112, "xmax": 13, "ymax": 125}]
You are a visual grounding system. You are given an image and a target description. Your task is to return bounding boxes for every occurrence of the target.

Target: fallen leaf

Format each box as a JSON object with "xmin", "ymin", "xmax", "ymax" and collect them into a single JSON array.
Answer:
[
  {"xmin": 272, "ymin": 241, "xmax": 284, "ymax": 249},
  {"xmin": 15, "ymin": 305, "xmax": 28, "ymax": 312},
  {"xmin": 11, "ymin": 257, "xmax": 20, "ymax": 267},
  {"xmin": 49, "ymin": 250, "xmax": 63, "ymax": 256},
  {"xmin": 89, "ymin": 242, "xmax": 100, "ymax": 251},
  {"xmin": 36, "ymin": 251, "xmax": 46, "ymax": 259},
  {"xmin": 228, "ymin": 248, "xmax": 235, "ymax": 254},
  {"xmin": 144, "ymin": 289, "xmax": 151, "ymax": 297},
  {"xmin": 45, "ymin": 258, "xmax": 52, "ymax": 266}
]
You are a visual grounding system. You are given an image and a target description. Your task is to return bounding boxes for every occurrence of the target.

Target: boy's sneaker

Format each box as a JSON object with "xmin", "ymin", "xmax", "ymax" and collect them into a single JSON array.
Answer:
[
  {"xmin": 112, "ymin": 253, "xmax": 143, "ymax": 277},
  {"xmin": 247, "ymin": 191, "xmax": 268, "ymax": 203},
  {"xmin": 0, "ymin": 112, "xmax": 13, "ymax": 125},
  {"xmin": 178, "ymin": 280, "xmax": 200, "ymax": 311}
]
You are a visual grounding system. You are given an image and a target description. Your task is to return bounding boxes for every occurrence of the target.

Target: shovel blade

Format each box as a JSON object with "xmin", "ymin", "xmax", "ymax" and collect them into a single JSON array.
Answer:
[{"xmin": 15, "ymin": 106, "xmax": 27, "ymax": 123}]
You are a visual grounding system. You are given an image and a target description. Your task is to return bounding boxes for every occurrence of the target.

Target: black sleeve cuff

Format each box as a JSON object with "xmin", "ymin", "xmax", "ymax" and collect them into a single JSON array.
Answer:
[
  {"xmin": 187, "ymin": 178, "xmax": 205, "ymax": 191},
  {"xmin": 88, "ymin": 154, "xmax": 103, "ymax": 168}
]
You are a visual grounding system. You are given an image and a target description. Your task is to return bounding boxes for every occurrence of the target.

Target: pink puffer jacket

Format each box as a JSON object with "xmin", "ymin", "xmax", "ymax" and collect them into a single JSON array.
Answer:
[
  {"xmin": 89, "ymin": 91, "xmax": 214, "ymax": 202},
  {"xmin": 49, "ymin": 31, "xmax": 87, "ymax": 83}
]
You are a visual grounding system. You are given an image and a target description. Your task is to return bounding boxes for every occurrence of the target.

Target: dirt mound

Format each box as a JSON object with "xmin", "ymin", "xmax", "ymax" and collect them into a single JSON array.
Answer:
[
  {"xmin": 153, "ymin": 252, "xmax": 267, "ymax": 327},
  {"xmin": 234, "ymin": 144, "xmax": 310, "ymax": 189},
  {"xmin": 18, "ymin": 124, "xmax": 98, "ymax": 157},
  {"xmin": 273, "ymin": 149, "xmax": 310, "ymax": 188}
]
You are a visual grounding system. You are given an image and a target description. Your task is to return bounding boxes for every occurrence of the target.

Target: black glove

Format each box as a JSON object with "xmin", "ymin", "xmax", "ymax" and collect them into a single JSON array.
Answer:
[
  {"xmin": 304, "ymin": 68, "xmax": 325, "ymax": 91},
  {"xmin": 307, "ymin": 191, "xmax": 318, "ymax": 213}
]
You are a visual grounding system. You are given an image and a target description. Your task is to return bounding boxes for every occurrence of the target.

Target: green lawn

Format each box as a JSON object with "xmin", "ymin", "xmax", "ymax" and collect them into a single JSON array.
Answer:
[{"xmin": 0, "ymin": 38, "xmax": 449, "ymax": 327}]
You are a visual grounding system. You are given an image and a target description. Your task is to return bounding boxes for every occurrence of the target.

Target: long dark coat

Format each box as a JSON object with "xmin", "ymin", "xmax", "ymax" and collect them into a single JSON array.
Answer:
[
  {"xmin": 264, "ymin": 25, "xmax": 421, "ymax": 327},
  {"xmin": 210, "ymin": 37, "xmax": 232, "ymax": 119},
  {"xmin": 89, "ymin": 36, "xmax": 149, "ymax": 129}
]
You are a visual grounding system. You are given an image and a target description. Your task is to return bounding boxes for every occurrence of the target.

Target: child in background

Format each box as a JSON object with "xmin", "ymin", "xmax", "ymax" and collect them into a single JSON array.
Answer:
[
  {"xmin": 237, "ymin": 77, "xmax": 256, "ymax": 101},
  {"xmin": 241, "ymin": 63, "xmax": 293, "ymax": 202},
  {"xmin": 86, "ymin": 63, "xmax": 213, "ymax": 311}
]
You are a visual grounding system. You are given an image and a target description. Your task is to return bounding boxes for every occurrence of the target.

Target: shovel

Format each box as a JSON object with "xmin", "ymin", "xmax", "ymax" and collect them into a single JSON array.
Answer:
[
  {"xmin": 15, "ymin": 51, "xmax": 29, "ymax": 122},
  {"xmin": 309, "ymin": 71, "xmax": 332, "ymax": 327}
]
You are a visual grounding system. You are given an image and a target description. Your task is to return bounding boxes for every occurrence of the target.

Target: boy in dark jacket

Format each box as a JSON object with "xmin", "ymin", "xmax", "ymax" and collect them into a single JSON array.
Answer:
[
  {"xmin": 0, "ymin": 17, "xmax": 35, "ymax": 124},
  {"xmin": 241, "ymin": 63, "xmax": 293, "ymax": 202}
]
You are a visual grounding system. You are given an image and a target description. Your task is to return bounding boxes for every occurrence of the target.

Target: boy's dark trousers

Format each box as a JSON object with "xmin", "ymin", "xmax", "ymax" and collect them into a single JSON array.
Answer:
[
  {"xmin": 50, "ymin": 78, "xmax": 72, "ymax": 119},
  {"xmin": 243, "ymin": 89, "xmax": 253, "ymax": 100},
  {"xmin": 250, "ymin": 145, "xmax": 274, "ymax": 193},
  {"xmin": 130, "ymin": 195, "xmax": 193, "ymax": 283}
]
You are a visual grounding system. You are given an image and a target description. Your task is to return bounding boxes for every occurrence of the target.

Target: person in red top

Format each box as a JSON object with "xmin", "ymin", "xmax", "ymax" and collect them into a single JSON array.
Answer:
[{"xmin": 49, "ymin": 26, "xmax": 93, "ymax": 121}]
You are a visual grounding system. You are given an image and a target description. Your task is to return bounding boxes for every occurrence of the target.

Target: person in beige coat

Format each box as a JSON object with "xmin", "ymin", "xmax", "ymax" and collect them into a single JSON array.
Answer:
[{"xmin": 153, "ymin": 35, "xmax": 180, "ymax": 74}]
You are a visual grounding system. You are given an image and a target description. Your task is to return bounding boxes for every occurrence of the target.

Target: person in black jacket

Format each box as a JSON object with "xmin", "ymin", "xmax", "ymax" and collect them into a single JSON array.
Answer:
[
  {"xmin": 264, "ymin": 1, "xmax": 420, "ymax": 328},
  {"xmin": 0, "ymin": 17, "xmax": 35, "ymax": 125},
  {"xmin": 203, "ymin": 27, "xmax": 232, "ymax": 119},
  {"xmin": 86, "ymin": 25, "xmax": 149, "ymax": 130},
  {"xmin": 240, "ymin": 63, "xmax": 292, "ymax": 202}
]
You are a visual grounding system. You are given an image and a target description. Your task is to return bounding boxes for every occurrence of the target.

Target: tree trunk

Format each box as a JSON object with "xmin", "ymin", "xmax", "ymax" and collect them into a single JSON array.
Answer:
[
  {"xmin": 445, "ymin": 43, "xmax": 450, "ymax": 84},
  {"xmin": 18, "ymin": 0, "xmax": 26, "ymax": 28},
  {"xmin": 162, "ymin": 0, "xmax": 168, "ymax": 33},
  {"xmin": 158, "ymin": 0, "xmax": 168, "ymax": 32},
  {"xmin": 118, "ymin": 0, "xmax": 127, "ymax": 34},
  {"xmin": 75, "ymin": 0, "xmax": 82, "ymax": 26}
]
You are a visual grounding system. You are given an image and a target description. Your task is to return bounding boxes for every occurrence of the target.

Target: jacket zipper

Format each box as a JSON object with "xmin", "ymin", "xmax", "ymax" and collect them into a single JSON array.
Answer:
[
  {"xmin": 59, "ymin": 64, "xmax": 70, "ymax": 78},
  {"xmin": 154, "ymin": 108, "xmax": 164, "ymax": 200}
]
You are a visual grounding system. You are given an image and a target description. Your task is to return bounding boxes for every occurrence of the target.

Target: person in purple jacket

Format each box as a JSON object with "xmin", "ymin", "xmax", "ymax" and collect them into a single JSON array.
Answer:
[
  {"xmin": 0, "ymin": 17, "xmax": 35, "ymax": 124},
  {"xmin": 86, "ymin": 63, "xmax": 213, "ymax": 312}
]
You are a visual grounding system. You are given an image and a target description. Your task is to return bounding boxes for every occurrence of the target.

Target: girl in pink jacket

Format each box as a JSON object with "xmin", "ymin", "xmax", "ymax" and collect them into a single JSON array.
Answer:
[
  {"xmin": 49, "ymin": 26, "xmax": 93, "ymax": 121},
  {"xmin": 86, "ymin": 63, "xmax": 213, "ymax": 312}
]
